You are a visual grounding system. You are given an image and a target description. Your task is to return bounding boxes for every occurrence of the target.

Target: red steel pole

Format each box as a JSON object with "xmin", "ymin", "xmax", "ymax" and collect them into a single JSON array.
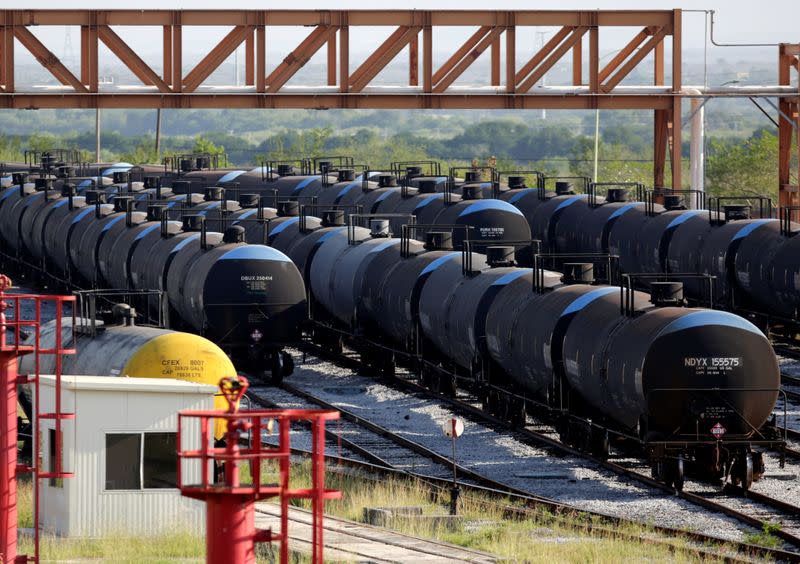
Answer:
[
  {"xmin": 0, "ymin": 290, "xmax": 18, "ymax": 564},
  {"xmin": 206, "ymin": 496, "xmax": 256, "ymax": 564}
]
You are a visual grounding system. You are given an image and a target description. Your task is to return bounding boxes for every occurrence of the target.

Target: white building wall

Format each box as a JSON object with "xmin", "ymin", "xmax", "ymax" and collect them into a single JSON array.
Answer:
[{"xmin": 37, "ymin": 376, "xmax": 215, "ymax": 537}]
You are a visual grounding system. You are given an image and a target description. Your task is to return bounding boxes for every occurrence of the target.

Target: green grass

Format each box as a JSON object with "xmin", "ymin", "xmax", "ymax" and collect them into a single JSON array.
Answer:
[
  {"xmin": 742, "ymin": 521, "xmax": 784, "ymax": 550},
  {"xmin": 14, "ymin": 460, "xmax": 762, "ymax": 563}
]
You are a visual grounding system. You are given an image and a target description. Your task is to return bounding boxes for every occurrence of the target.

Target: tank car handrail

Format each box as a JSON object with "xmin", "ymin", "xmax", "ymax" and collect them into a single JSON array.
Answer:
[
  {"xmin": 645, "ymin": 387, "xmax": 787, "ymax": 444},
  {"xmin": 162, "ymin": 152, "xmax": 226, "ymax": 175},
  {"xmin": 312, "ymin": 156, "xmax": 354, "ymax": 186},
  {"xmin": 644, "ymin": 188, "xmax": 706, "ymax": 214},
  {"xmin": 533, "ymin": 251, "xmax": 619, "ymax": 293},
  {"xmin": 540, "ymin": 175, "xmax": 591, "ymax": 194},
  {"xmin": 391, "ymin": 160, "xmax": 442, "ymax": 179},
  {"xmin": 298, "ymin": 202, "xmax": 361, "ymax": 233},
  {"xmin": 497, "ymin": 170, "xmax": 545, "ymax": 196},
  {"xmin": 226, "ymin": 215, "xmax": 281, "ymax": 245},
  {"xmin": 779, "ymin": 205, "xmax": 800, "ymax": 236},
  {"xmin": 588, "ymin": 181, "xmax": 645, "ymax": 208},
  {"xmin": 399, "ymin": 223, "xmax": 469, "ymax": 258},
  {"xmin": 707, "ymin": 195, "xmax": 774, "ymax": 223},
  {"xmin": 346, "ymin": 213, "xmax": 415, "ymax": 245},
  {"xmin": 446, "ymin": 166, "xmax": 498, "ymax": 203},
  {"xmin": 74, "ymin": 289, "xmax": 168, "ymax": 333},
  {"xmin": 462, "ymin": 239, "xmax": 540, "ymax": 277},
  {"xmin": 619, "ymin": 272, "xmax": 715, "ymax": 316},
  {"xmin": 264, "ymin": 158, "xmax": 312, "ymax": 179}
]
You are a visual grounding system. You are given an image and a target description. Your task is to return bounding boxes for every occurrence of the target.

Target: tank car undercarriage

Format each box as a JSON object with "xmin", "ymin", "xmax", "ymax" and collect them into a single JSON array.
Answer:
[{"xmin": 304, "ymin": 315, "xmax": 786, "ymax": 492}]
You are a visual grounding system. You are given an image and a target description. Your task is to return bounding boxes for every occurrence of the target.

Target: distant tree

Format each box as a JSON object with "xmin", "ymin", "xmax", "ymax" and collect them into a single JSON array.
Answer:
[
  {"xmin": 192, "ymin": 135, "xmax": 226, "ymax": 157},
  {"xmin": 706, "ymin": 131, "xmax": 779, "ymax": 200},
  {"xmin": 569, "ymin": 138, "xmax": 654, "ymax": 186},
  {"xmin": 119, "ymin": 141, "xmax": 159, "ymax": 165}
]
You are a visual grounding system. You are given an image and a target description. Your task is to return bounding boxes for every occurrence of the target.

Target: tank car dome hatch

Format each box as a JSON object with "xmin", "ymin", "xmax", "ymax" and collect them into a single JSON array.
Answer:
[
  {"xmin": 605, "ymin": 188, "xmax": 630, "ymax": 203},
  {"xmin": 112, "ymin": 171, "xmax": 129, "ymax": 184},
  {"xmin": 425, "ymin": 231, "xmax": 453, "ymax": 251},
  {"xmin": 238, "ymin": 193, "xmax": 260, "ymax": 208},
  {"xmin": 61, "ymin": 182, "xmax": 77, "ymax": 197},
  {"xmin": 113, "ymin": 195, "xmax": 134, "ymax": 213},
  {"xmin": 35, "ymin": 177, "xmax": 54, "ymax": 191},
  {"xmin": 650, "ymin": 281, "xmax": 684, "ymax": 307},
  {"xmin": 562, "ymin": 263, "xmax": 594, "ymax": 284},
  {"xmin": 377, "ymin": 174, "xmax": 398, "ymax": 188},
  {"xmin": 663, "ymin": 194, "xmax": 686, "ymax": 210},
  {"xmin": 147, "ymin": 204, "xmax": 166, "ymax": 221},
  {"xmin": 418, "ymin": 180, "xmax": 439, "ymax": 194},
  {"xmin": 223, "ymin": 225, "xmax": 247, "ymax": 244},
  {"xmin": 144, "ymin": 175, "xmax": 161, "ymax": 189},
  {"xmin": 277, "ymin": 201, "xmax": 300, "ymax": 217},
  {"xmin": 507, "ymin": 176, "xmax": 526, "ymax": 189},
  {"xmin": 555, "ymin": 181, "xmax": 575, "ymax": 195},
  {"xmin": 464, "ymin": 170, "xmax": 483, "ymax": 183},
  {"xmin": 486, "ymin": 246, "xmax": 515, "ymax": 267},
  {"xmin": 277, "ymin": 164, "xmax": 295, "ymax": 176},
  {"xmin": 406, "ymin": 166, "xmax": 423, "ymax": 177},
  {"xmin": 321, "ymin": 209, "xmax": 346, "ymax": 227},
  {"xmin": 171, "ymin": 180, "xmax": 192, "ymax": 194},
  {"xmin": 369, "ymin": 219, "xmax": 391, "ymax": 238},
  {"xmin": 723, "ymin": 204, "xmax": 752, "ymax": 221},
  {"xmin": 336, "ymin": 168, "xmax": 356, "ymax": 182},
  {"xmin": 182, "ymin": 214, "xmax": 206, "ymax": 232},
  {"xmin": 462, "ymin": 185, "xmax": 483, "ymax": 200},
  {"xmin": 84, "ymin": 190, "xmax": 107, "ymax": 205},
  {"xmin": 204, "ymin": 186, "xmax": 225, "ymax": 201}
]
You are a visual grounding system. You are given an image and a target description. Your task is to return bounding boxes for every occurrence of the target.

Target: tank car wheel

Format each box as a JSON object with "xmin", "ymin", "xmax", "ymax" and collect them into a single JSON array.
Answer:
[
  {"xmin": 509, "ymin": 399, "xmax": 527, "ymax": 427},
  {"xmin": 739, "ymin": 453, "xmax": 754, "ymax": 491},
  {"xmin": 442, "ymin": 375, "xmax": 457, "ymax": 398},
  {"xmin": 420, "ymin": 366, "xmax": 431, "ymax": 389},
  {"xmin": 269, "ymin": 352, "xmax": 286, "ymax": 385},
  {"xmin": 671, "ymin": 456, "xmax": 685, "ymax": 491},
  {"xmin": 280, "ymin": 351, "xmax": 294, "ymax": 377},
  {"xmin": 487, "ymin": 390, "xmax": 500, "ymax": 416},
  {"xmin": 590, "ymin": 427, "xmax": 610, "ymax": 459},
  {"xmin": 651, "ymin": 460, "xmax": 664, "ymax": 481}
]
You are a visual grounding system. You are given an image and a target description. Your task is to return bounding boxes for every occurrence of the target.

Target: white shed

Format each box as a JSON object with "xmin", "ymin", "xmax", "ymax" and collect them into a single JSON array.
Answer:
[{"xmin": 36, "ymin": 375, "xmax": 217, "ymax": 537}]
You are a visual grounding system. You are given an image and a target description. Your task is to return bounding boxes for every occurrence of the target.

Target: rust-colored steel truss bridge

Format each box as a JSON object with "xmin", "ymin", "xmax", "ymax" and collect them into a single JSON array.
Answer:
[{"xmin": 0, "ymin": 9, "xmax": 797, "ymax": 196}]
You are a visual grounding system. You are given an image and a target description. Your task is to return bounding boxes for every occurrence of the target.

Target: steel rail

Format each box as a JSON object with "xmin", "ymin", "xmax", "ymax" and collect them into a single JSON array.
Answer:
[
  {"xmin": 250, "ymin": 373, "xmax": 800, "ymax": 563},
  {"xmin": 297, "ymin": 338, "xmax": 800, "ymax": 552}
]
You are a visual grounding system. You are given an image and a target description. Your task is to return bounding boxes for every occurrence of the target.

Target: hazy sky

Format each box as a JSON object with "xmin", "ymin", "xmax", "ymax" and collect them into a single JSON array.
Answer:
[
  {"xmin": 11, "ymin": 0, "xmax": 798, "ymax": 87},
  {"xmin": 15, "ymin": 1, "xmax": 799, "ymax": 49}
]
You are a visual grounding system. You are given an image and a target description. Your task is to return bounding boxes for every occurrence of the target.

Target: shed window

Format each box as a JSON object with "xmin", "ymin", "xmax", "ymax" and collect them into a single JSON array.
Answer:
[
  {"xmin": 143, "ymin": 433, "xmax": 177, "ymax": 489},
  {"xmin": 105, "ymin": 434, "xmax": 141, "ymax": 490},
  {"xmin": 105, "ymin": 432, "xmax": 178, "ymax": 491}
]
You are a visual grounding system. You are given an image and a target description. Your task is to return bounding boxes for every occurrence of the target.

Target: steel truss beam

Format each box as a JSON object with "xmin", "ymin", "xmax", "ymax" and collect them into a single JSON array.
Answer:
[
  {"xmin": 0, "ymin": 9, "xmax": 687, "ymax": 187},
  {"xmin": 779, "ymin": 43, "xmax": 800, "ymax": 209}
]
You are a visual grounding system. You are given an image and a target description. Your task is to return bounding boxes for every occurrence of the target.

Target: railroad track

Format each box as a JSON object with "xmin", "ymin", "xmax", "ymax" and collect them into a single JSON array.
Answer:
[
  {"xmin": 292, "ymin": 341, "xmax": 800, "ymax": 556},
  {"xmin": 248, "ymin": 379, "xmax": 799, "ymax": 563}
]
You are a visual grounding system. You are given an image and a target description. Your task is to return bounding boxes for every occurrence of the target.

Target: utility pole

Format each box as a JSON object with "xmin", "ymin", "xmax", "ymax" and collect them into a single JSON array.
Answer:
[
  {"xmin": 95, "ymin": 108, "xmax": 101, "ymax": 163},
  {"xmin": 155, "ymin": 108, "xmax": 162, "ymax": 159}
]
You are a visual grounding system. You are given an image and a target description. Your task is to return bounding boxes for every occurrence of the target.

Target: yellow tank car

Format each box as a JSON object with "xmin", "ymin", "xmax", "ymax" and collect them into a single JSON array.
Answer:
[{"xmin": 18, "ymin": 306, "xmax": 237, "ymax": 430}]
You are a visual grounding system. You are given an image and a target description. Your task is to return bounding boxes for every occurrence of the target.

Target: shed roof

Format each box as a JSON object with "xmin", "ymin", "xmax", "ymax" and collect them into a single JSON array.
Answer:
[{"xmin": 38, "ymin": 374, "xmax": 218, "ymax": 395}]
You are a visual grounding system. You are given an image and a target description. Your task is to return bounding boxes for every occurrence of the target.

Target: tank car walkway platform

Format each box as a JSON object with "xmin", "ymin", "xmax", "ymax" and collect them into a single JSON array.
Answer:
[{"xmin": 254, "ymin": 503, "xmax": 497, "ymax": 563}]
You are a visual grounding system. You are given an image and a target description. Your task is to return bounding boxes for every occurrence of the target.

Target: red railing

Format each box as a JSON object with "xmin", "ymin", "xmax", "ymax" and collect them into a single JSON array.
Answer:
[
  {"xmin": 0, "ymin": 274, "xmax": 75, "ymax": 564},
  {"xmin": 177, "ymin": 376, "xmax": 340, "ymax": 564}
]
